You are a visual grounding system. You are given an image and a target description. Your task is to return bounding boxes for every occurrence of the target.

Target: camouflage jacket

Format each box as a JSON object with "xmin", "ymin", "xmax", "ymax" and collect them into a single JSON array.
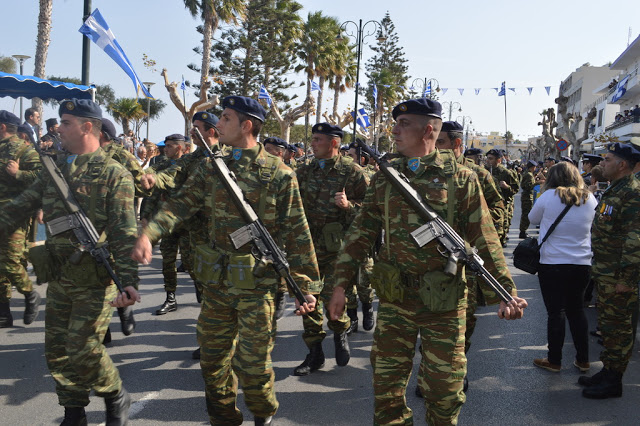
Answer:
[
  {"xmin": 0, "ymin": 135, "xmax": 41, "ymax": 201},
  {"xmin": 334, "ymin": 149, "xmax": 516, "ymax": 298},
  {"xmin": 143, "ymin": 143, "xmax": 321, "ymax": 293},
  {"xmin": 520, "ymin": 171, "xmax": 535, "ymax": 201},
  {"xmin": 296, "ymin": 154, "xmax": 369, "ymax": 261},
  {"xmin": 459, "ymin": 156, "xmax": 505, "ymax": 235},
  {"xmin": 591, "ymin": 174, "xmax": 640, "ymax": 282},
  {"xmin": 0, "ymin": 147, "xmax": 139, "ymax": 288},
  {"xmin": 363, "ymin": 164, "xmax": 377, "ymax": 180},
  {"xmin": 103, "ymin": 142, "xmax": 148, "ymax": 196},
  {"xmin": 486, "ymin": 163, "xmax": 519, "ymax": 201},
  {"xmin": 140, "ymin": 156, "xmax": 180, "ymax": 221}
]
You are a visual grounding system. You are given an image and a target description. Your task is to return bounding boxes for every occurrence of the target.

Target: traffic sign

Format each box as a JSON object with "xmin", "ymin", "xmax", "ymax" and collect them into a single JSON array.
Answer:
[{"xmin": 556, "ymin": 139, "xmax": 568, "ymax": 151}]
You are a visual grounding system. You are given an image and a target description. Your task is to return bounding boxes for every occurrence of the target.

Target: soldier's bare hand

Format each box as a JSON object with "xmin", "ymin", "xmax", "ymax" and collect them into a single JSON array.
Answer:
[
  {"xmin": 6, "ymin": 159, "xmax": 19, "ymax": 177},
  {"xmin": 615, "ymin": 283, "xmax": 634, "ymax": 293},
  {"xmin": 327, "ymin": 286, "xmax": 347, "ymax": 321},
  {"xmin": 499, "ymin": 180, "xmax": 509, "ymax": 189},
  {"xmin": 295, "ymin": 294, "xmax": 317, "ymax": 315},
  {"xmin": 109, "ymin": 286, "xmax": 140, "ymax": 308},
  {"xmin": 334, "ymin": 191, "xmax": 349, "ymax": 209},
  {"xmin": 498, "ymin": 296, "xmax": 527, "ymax": 320},
  {"xmin": 36, "ymin": 209, "xmax": 44, "ymax": 224},
  {"xmin": 141, "ymin": 174, "xmax": 156, "ymax": 190},
  {"xmin": 131, "ymin": 234, "xmax": 153, "ymax": 264}
]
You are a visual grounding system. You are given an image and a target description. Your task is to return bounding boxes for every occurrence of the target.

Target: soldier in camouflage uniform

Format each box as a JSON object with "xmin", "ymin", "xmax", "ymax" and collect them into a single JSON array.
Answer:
[
  {"xmin": 580, "ymin": 143, "xmax": 640, "ymax": 400},
  {"xmin": 328, "ymin": 99, "xmax": 527, "ymax": 426},
  {"xmin": 0, "ymin": 111, "xmax": 42, "ymax": 328},
  {"xmin": 293, "ymin": 123, "xmax": 369, "ymax": 376},
  {"xmin": 519, "ymin": 160, "xmax": 536, "ymax": 239},
  {"xmin": 132, "ymin": 96, "xmax": 320, "ymax": 426},
  {"xmin": 485, "ymin": 149, "xmax": 519, "ymax": 246},
  {"xmin": 0, "ymin": 100, "xmax": 140, "ymax": 425}
]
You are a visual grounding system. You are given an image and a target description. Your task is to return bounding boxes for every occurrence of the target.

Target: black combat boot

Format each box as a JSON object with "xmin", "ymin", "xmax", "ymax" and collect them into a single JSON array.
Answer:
[
  {"xmin": 293, "ymin": 342, "xmax": 325, "ymax": 376},
  {"xmin": 362, "ymin": 302, "xmax": 375, "ymax": 331},
  {"xmin": 23, "ymin": 290, "xmax": 41, "ymax": 325},
  {"xmin": 345, "ymin": 308, "xmax": 358, "ymax": 335},
  {"xmin": 582, "ymin": 369, "xmax": 623, "ymax": 399},
  {"xmin": 192, "ymin": 347, "xmax": 201, "ymax": 360},
  {"xmin": 194, "ymin": 282, "xmax": 202, "ymax": 304},
  {"xmin": 578, "ymin": 368, "xmax": 608, "ymax": 387},
  {"xmin": 334, "ymin": 331, "xmax": 350, "ymax": 367},
  {"xmin": 0, "ymin": 302, "xmax": 13, "ymax": 328},
  {"xmin": 155, "ymin": 291, "xmax": 177, "ymax": 315},
  {"xmin": 60, "ymin": 407, "xmax": 87, "ymax": 426},
  {"xmin": 117, "ymin": 307, "xmax": 135, "ymax": 336},
  {"xmin": 105, "ymin": 387, "xmax": 131, "ymax": 426},
  {"xmin": 519, "ymin": 231, "xmax": 528, "ymax": 239},
  {"xmin": 103, "ymin": 328, "xmax": 112, "ymax": 344},
  {"xmin": 176, "ymin": 262, "xmax": 186, "ymax": 273},
  {"xmin": 274, "ymin": 291, "xmax": 286, "ymax": 321},
  {"xmin": 254, "ymin": 416, "xmax": 273, "ymax": 425}
]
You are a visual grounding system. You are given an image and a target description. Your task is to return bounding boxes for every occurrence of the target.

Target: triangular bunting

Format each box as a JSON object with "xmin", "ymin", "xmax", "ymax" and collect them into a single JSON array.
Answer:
[
  {"xmin": 545, "ymin": 86, "xmax": 551, "ymax": 95},
  {"xmin": 474, "ymin": 88, "xmax": 481, "ymax": 95},
  {"xmin": 527, "ymin": 87, "xmax": 533, "ymax": 95},
  {"xmin": 458, "ymin": 88, "xmax": 464, "ymax": 95},
  {"xmin": 441, "ymin": 88, "xmax": 448, "ymax": 95}
]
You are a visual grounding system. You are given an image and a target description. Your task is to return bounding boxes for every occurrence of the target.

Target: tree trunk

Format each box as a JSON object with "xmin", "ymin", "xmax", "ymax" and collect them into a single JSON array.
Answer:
[
  {"xmin": 32, "ymin": 0, "xmax": 52, "ymax": 114},
  {"xmin": 315, "ymin": 76, "xmax": 325, "ymax": 125},
  {"xmin": 333, "ymin": 76, "xmax": 341, "ymax": 118},
  {"xmin": 200, "ymin": 7, "xmax": 217, "ymax": 90}
]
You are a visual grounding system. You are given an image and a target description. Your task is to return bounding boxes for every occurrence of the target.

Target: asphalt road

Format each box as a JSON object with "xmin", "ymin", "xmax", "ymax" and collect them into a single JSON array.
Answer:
[{"xmin": 1, "ymin": 193, "xmax": 638, "ymax": 425}]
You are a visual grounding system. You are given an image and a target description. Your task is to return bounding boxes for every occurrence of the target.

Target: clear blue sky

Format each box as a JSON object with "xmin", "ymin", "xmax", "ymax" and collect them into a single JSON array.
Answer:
[{"xmin": 1, "ymin": 0, "xmax": 638, "ymax": 143}]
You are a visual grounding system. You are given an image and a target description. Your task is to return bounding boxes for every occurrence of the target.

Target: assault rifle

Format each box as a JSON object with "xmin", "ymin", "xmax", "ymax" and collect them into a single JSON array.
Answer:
[
  {"xmin": 30, "ymin": 140, "xmax": 128, "ymax": 296},
  {"xmin": 356, "ymin": 140, "xmax": 514, "ymax": 304},
  {"xmin": 192, "ymin": 129, "xmax": 309, "ymax": 307}
]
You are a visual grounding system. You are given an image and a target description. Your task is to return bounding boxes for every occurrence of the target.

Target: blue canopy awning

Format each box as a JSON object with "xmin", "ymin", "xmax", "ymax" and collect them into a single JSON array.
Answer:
[{"xmin": 0, "ymin": 71, "xmax": 94, "ymax": 101}]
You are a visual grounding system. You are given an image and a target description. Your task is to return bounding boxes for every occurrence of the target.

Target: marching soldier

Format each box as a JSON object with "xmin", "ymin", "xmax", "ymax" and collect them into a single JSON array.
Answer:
[
  {"xmin": 485, "ymin": 148, "xmax": 519, "ymax": 246},
  {"xmin": 519, "ymin": 159, "xmax": 537, "ymax": 239}
]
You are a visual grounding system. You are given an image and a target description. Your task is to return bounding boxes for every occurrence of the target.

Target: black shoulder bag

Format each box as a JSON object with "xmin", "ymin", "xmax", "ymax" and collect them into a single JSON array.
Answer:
[{"xmin": 513, "ymin": 203, "xmax": 572, "ymax": 274}]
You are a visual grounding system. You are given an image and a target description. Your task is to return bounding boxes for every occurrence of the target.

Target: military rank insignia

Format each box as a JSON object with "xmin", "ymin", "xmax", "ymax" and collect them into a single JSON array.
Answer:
[
  {"xmin": 408, "ymin": 158, "xmax": 420, "ymax": 172},
  {"xmin": 318, "ymin": 159, "xmax": 326, "ymax": 169},
  {"xmin": 232, "ymin": 148, "xmax": 242, "ymax": 161},
  {"xmin": 598, "ymin": 203, "xmax": 613, "ymax": 221},
  {"xmin": 67, "ymin": 154, "xmax": 77, "ymax": 164}
]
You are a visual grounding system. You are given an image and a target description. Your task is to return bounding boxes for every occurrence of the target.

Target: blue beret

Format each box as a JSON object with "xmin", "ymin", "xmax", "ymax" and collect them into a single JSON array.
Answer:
[
  {"xmin": 441, "ymin": 121, "xmax": 464, "ymax": 132},
  {"xmin": 527, "ymin": 159, "xmax": 537, "ymax": 168},
  {"xmin": 582, "ymin": 154, "xmax": 603, "ymax": 163},
  {"xmin": 607, "ymin": 142, "xmax": 640, "ymax": 162},
  {"xmin": 100, "ymin": 118, "xmax": 117, "ymax": 140},
  {"xmin": 560, "ymin": 156, "xmax": 575, "ymax": 165},
  {"xmin": 392, "ymin": 98, "xmax": 442, "ymax": 120},
  {"xmin": 156, "ymin": 140, "xmax": 165, "ymax": 147},
  {"xmin": 464, "ymin": 148, "xmax": 483, "ymax": 156},
  {"xmin": 222, "ymin": 96, "xmax": 266, "ymax": 122},
  {"xmin": 486, "ymin": 149, "xmax": 503, "ymax": 158},
  {"xmin": 264, "ymin": 137, "xmax": 288, "ymax": 149},
  {"xmin": 165, "ymin": 133, "xmax": 185, "ymax": 142},
  {"xmin": 17, "ymin": 124, "xmax": 32, "ymax": 135},
  {"xmin": 0, "ymin": 110, "xmax": 21, "ymax": 126},
  {"xmin": 59, "ymin": 99, "xmax": 102, "ymax": 119},
  {"xmin": 293, "ymin": 142, "xmax": 304, "ymax": 149},
  {"xmin": 192, "ymin": 111, "xmax": 219, "ymax": 127},
  {"xmin": 312, "ymin": 123, "xmax": 344, "ymax": 139},
  {"xmin": 287, "ymin": 143, "xmax": 296, "ymax": 153},
  {"xmin": 545, "ymin": 156, "xmax": 556, "ymax": 162}
]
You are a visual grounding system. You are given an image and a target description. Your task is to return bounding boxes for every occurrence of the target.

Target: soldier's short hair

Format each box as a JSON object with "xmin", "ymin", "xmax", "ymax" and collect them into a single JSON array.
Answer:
[{"xmin": 235, "ymin": 110, "xmax": 262, "ymax": 137}]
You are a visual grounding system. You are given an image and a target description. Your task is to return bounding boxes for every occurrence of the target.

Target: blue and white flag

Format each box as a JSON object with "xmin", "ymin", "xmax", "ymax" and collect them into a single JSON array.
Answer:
[
  {"xmin": 372, "ymin": 83, "xmax": 378, "ymax": 110},
  {"xmin": 424, "ymin": 81, "xmax": 431, "ymax": 98},
  {"xmin": 498, "ymin": 82, "xmax": 505, "ymax": 96},
  {"xmin": 258, "ymin": 84, "xmax": 272, "ymax": 107},
  {"xmin": 310, "ymin": 80, "xmax": 322, "ymax": 92},
  {"xmin": 79, "ymin": 9, "xmax": 153, "ymax": 98},
  {"xmin": 351, "ymin": 108, "xmax": 371, "ymax": 129},
  {"xmin": 180, "ymin": 75, "xmax": 186, "ymax": 91},
  {"xmin": 612, "ymin": 75, "xmax": 630, "ymax": 103}
]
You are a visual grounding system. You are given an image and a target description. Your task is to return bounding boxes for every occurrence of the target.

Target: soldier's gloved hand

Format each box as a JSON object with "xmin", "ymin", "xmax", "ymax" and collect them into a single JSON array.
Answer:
[
  {"xmin": 295, "ymin": 294, "xmax": 317, "ymax": 316},
  {"xmin": 109, "ymin": 286, "xmax": 140, "ymax": 308},
  {"xmin": 6, "ymin": 159, "xmax": 19, "ymax": 177},
  {"xmin": 141, "ymin": 173, "xmax": 156, "ymax": 190},
  {"xmin": 498, "ymin": 296, "xmax": 528, "ymax": 320},
  {"xmin": 327, "ymin": 286, "xmax": 347, "ymax": 321},
  {"xmin": 131, "ymin": 234, "xmax": 153, "ymax": 264}
]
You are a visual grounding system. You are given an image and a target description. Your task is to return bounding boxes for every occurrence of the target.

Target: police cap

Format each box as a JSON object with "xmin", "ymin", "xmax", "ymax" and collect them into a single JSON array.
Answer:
[
  {"xmin": 392, "ymin": 98, "xmax": 442, "ymax": 120},
  {"xmin": 526, "ymin": 159, "xmax": 537, "ymax": 168},
  {"xmin": 222, "ymin": 96, "xmax": 266, "ymax": 122},
  {"xmin": 312, "ymin": 123, "xmax": 344, "ymax": 139},
  {"xmin": 192, "ymin": 111, "xmax": 219, "ymax": 127},
  {"xmin": 545, "ymin": 156, "xmax": 556, "ymax": 162},
  {"xmin": 59, "ymin": 99, "xmax": 102, "ymax": 119},
  {"xmin": 0, "ymin": 110, "xmax": 21, "ymax": 126},
  {"xmin": 582, "ymin": 154, "xmax": 602, "ymax": 164}
]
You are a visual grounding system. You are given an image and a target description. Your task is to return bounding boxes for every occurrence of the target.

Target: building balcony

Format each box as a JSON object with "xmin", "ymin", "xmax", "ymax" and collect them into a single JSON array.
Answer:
[
  {"xmin": 609, "ymin": 68, "xmax": 640, "ymax": 104},
  {"xmin": 604, "ymin": 115, "xmax": 640, "ymax": 138}
]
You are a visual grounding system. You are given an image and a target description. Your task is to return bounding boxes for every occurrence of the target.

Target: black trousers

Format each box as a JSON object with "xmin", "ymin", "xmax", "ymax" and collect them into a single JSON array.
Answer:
[{"xmin": 538, "ymin": 264, "xmax": 591, "ymax": 365}]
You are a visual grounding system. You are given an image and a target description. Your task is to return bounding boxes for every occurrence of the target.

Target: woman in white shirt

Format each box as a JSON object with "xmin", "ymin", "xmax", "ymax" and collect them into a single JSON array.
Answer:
[{"xmin": 528, "ymin": 161, "xmax": 598, "ymax": 373}]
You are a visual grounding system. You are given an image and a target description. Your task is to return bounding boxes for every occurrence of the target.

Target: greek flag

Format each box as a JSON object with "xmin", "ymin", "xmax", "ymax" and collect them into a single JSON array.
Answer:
[
  {"xmin": 79, "ymin": 9, "xmax": 153, "ymax": 98},
  {"xmin": 258, "ymin": 84, "xmax": 272, "ymax": 107},
  {"xmin": 351, "ymin": 108, "xmax": 371, "ymax": 129},
  {"xmin": 180, "ymin": 75, "xmax": 186, "ymax": 91},
  {"xmin": 372, "ymin": 83, "xmax": 378, "ymax": 110},
  {"xmin": 424, "ymin": 81, "xmax": 431, "ymax": 98},
  {"xmin": 310, "ymin": 80, "xmax": 322, "ymax": 92},
  {"xmin": 612, "ymin": 75, "xmax": 630, "ymax": 103},
  {"xmin": 498, "ymin": 82, "xmax": 505, "ymax": 96}
]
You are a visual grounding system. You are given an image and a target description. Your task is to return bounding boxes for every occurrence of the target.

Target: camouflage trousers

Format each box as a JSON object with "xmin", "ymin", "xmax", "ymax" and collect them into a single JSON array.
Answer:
[
  {"xmin": 346, "ymin": 256, "xmax": 375, "ymax": 309},
  {"xmin": 0, "ymin": 224, "xmax": 33, "ymax": 303},
  {"xmin": 596, "ymin": 277, "xmax": 639, "ymax": 374},
  {"xmin": 301, "ymin": 259, "xmax": 351, "ymax": 348},
  {"xmin": 519, "ymin": 200, "xmax": 532, "ymax": 233},
  {"xmin": 464, "ymin": 277, "xmax": 479, "ymax": 354},
  {"xmin": 160, "ymin": 227, "xmax": 192, "ymax": 292},
  {"xmin": 501, "ymin": 200, "xmax": 514, "ymax": 243},
  {"xmin": 45, "ymin": 279, "xmax": 121, "ymax": 407},
  {"xmin": 198, "ymin": 282, "xmax": 279, "ymax": 425},
  {"xmin": 373, "ymin": 289, "xmax": 467, "ymax": 426}
]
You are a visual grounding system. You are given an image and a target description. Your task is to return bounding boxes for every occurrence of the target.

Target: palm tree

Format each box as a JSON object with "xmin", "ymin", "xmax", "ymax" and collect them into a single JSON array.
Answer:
[
  {"xmin": 183, "ymin": 0, "xmax": 247, "ymax": 90},
  {"xmin": 108, "ymin": 98, "xmax": 147, "ymax": 137},
  {"xmin": 329, "ymin": 40, "xmax": 357, "ymax": 119},
  {"xmin": 32, "ymin": 0, "xmax": 53, "ymax": 114}
]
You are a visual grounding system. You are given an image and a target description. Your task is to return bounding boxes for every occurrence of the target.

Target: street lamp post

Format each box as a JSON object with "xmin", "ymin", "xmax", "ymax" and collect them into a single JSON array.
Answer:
[
  {"xmin": 12, "ymin": 54, "xmax": 31, "ymax": 121},
  {"xmin": 337, "ymin": 19, "xmax": 385, "ymax": 154},
  {"xmin": 456, "ymin": 115, "xmax": 473, "ymax": 144},
  {"xmin": 442, "ymin": 101, "xmax": 462, "ymax": 121},
  {"xmin": 410, "ymin": 77, "xmax": 440, "ymax": 99},
  {"xmin": 142, "ymin": 82, "xmax": 155, "ymax": 141}
]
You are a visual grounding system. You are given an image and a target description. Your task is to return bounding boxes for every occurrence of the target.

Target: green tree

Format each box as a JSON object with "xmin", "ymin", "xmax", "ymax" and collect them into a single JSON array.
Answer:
[
  {"xmin": 45, "ymin": 75, "xmax": 116, "ymax": 108},
  {"xmin": 107, "ymin": 98, "xmax": 146, "ymax": 137},
  {"xmin": 0, "ymin": 56, "xmax": 16, "ymax": 73},
  {"xmin": 329, "ymin": 40, "xmax": 357, "ymax": 119}
]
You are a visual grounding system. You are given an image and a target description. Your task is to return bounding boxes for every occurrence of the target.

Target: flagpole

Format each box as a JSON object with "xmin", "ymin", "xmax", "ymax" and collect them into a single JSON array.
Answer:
[
  {"xmin": 503, "ymin": 80, "xmax": 508, "ymax": 154},
  {"xmin": 182, "ymin": 75, "xmax": 188, "ymax": 137},
  {"xmin": 81, "ymin": 0, "xmax": 92, "ymax": 85}
]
